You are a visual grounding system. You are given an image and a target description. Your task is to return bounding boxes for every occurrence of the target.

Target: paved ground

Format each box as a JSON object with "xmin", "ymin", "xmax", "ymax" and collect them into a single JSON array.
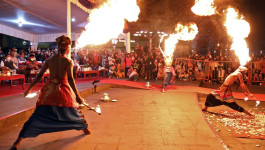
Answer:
[{"xmin": 0, "ymin": 88, "xmax": 225, "ymax": 150}]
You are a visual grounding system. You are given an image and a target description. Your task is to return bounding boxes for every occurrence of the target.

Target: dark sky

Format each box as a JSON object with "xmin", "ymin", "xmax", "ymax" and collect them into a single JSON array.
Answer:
[{"xmin": 128, "ymin": 0, "xmax": 265, "ymax": 51}]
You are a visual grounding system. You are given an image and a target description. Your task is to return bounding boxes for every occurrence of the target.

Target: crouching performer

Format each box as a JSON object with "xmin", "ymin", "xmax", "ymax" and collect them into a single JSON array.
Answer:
[
  {"xmin": 202, "ymin": 66, "xmax": 255, "ymax": 119},
  {"xmin": 162, "ymin": 58, "xmax": 176, "ymax": 93},
  {"xmin": 10, "ymin": 35, "xmax": 90, "ymax": 150}
]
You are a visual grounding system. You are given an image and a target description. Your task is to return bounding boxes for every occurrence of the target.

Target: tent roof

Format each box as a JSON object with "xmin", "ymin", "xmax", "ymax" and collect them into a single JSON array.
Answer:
[{"xmin": 0, "ymin": 0, "xmax": 91, "ymax": 34}]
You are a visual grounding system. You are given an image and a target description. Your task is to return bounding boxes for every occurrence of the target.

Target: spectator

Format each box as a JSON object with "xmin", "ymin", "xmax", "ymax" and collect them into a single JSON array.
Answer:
[
  {"xmin": 35, "ymin": 50, "xmax": 42, "ymax": 62},
  {"xmin": 262, "ymin": 57, "xmax": 265, "ymax": 78},
  {"xmin": 128, "ymin": 68, "xmax": 139, "ymax": 81},
  {"xmin": 116, "ymin": 64, "xmax": 125, "ymax": 78},
  {"xmin": 18, "ymin": 52, "xmax": 26, "ymax": 64},
  {"xmin": 125, "ymin": 53, "xmax": 132, "ymax": 77},
  {"xmin": 25, "ymin": 55, "xmax": 40, "ymax": 83},
  {"xmin": 187, "ymin": 71, "xmax": 195, "ymax": 81},
  {"xmin": 10, "ymin": 49, "xmax": 18, "ymax": 65},
  {"xmin": 0, "ymin": 47, "xmax": 5, "ymax": 62},
  {"xmin": 108, "ymin": 65, "xmax": 117, "ymax": 78},
  {"xmin": 1, "ymin": 54, "xmax": 18, "ymax": 70}
]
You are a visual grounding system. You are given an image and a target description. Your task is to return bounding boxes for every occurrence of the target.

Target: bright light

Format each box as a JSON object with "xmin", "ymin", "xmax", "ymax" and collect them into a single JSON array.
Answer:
[
  {"xmin": 191, "ymin": 0, "xmax": 216, "ymax": 16},
  {"xmin": 6, "ymin": 17, "xmax": 47, "ymax": 27},
  {"xmin": 163, "ymin": 23, "xmax": 198, "ymax": 59},
  {"xmin": 25, "ymin": 92, "xmax": 37, "ymax": 98},
  {"xmin": 71, "ymin": 18, "xmax": 76, "ymax": 22},
  {"xmin": 18, "ymin": 22, "xmax": 23, "ymax": 27},
  {"xmin": 225, "ymin": 8, "xmax": 250, "ymax": 66},
  {"xmin": 76, "ymin": 0, "xmax": 140, "ymax": 48}
]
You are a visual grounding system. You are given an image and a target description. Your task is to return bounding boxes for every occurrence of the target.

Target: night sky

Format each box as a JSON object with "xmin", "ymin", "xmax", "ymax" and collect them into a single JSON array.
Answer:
[{"xmin": 128, "ymin": 0, "xmax": 265, "ymax": 52}]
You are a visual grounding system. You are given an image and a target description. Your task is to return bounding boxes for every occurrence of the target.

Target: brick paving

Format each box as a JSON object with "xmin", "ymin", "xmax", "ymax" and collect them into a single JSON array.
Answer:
[{"xmin": 0, "ymin": 88, "xmax": 225, "ymax": 150}]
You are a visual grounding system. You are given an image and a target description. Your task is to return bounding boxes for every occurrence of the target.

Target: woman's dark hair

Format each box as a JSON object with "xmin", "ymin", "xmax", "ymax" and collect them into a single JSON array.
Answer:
[{"xmin": 56, "ymin": 35, "xmax": 72, "ymax": 55}]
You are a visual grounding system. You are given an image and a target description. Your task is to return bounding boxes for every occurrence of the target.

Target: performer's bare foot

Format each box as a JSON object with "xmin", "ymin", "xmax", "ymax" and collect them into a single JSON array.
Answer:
[
  {"xmin": 249, "ymin": 115, "xmax": 255, "ymax": 119},
  {"xmin": 243, "ymin": 110, "xmax": 255, "ymax": 119},
  {"xmin": 202, "ymin": 107, "xmax": 208, "ymax": 111},
  {"xmin": 162, "ymin": 89, "xmax": 166, "ymax": 93},
  {"xmin": 83, "ymin": 128, "xmax": 91, "ymax": 135}
]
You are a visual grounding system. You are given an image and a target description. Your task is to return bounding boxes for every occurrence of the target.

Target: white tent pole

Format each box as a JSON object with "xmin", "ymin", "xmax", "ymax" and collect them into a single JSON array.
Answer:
[
  {"xmin": 125, "ymin": 32, "xmax": 131, "ymax": 53},
  {"xmin": 67, "ymin": 0, "xmax": 71, "ymax": 58}
]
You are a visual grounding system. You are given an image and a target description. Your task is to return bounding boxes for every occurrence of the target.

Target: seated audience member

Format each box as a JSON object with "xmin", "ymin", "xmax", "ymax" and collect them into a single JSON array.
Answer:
[
  {"xmin": 187, "ymin": 71, "xmax": 195, "ymax": 81},
  {"xmin": 42, "ymin": 51, "xmax": 49, "ymax": 62},
  {"xmin": 0, "ymin": 47, "xmax": 5, "ymax": 62},
  {"xmin": 35, "ymin": 49, "xmax": 42, "ymax": 62},
  {"xmin": 258, "ymin": 73, "xmax": 263, "ymax": 82},
  {"xmin": 178, "ymin": 70, "xmax": 187, "ymax": 81},
  {"xmin": 116, "ymin": 64, "xmax": 125, "ymax": 78},
  {"xmin": 18, "ymin": 52, "xmax": 27, "ymax": 64},
  {"xmin": 108, "ymin": 65, "xmax": 117, "ymax": 78},
  {"xmin": 127, "ymin": 65, "xmax": 134, "ymax": 77},
  {"xmin": 25, "ymin": 55, "xmax": 40, "ymax": 82},
  {"xmin": 10, "ymin": 49, "xmax": 18, "ymax": 65},
  {"xmin": 1, "ymin": 54, "xmax": 18, "ymax": 70},
  {"xmin": 129, "ymin": 68, "xmax": 139, "ymax": 81}
]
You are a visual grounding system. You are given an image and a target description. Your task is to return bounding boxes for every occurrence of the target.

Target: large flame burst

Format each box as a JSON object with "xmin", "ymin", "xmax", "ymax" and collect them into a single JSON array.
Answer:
[
  {"xmin": 191, "ymin": 0, "xmax": 216, "ymax": 16},
  {"xmin": 225, "ymin": 8, "xmax": 250, "ymax": 66},
  {"xmin": 76, "ymin": 0, "xmax": 140, "ymax": 48},
  {"xmin": 164, "ymin": 23, "xmax": 198, "ymax": 59}
]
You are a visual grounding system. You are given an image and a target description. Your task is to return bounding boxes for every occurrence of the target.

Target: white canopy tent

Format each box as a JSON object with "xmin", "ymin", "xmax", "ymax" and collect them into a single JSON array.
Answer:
[{"xmin": 0, "ymin": 0, "xmax": 131, "ymax": 53}]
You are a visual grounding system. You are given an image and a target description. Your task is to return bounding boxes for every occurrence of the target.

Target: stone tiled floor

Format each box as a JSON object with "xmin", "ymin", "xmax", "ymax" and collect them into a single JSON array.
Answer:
[{"xmin": 0, "ymin": 88, "xmax": 224, "ymax": 150}]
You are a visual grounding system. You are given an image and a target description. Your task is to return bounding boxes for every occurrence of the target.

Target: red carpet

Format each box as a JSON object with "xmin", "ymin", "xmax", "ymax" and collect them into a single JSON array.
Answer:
[
  {"xmin": 1, "ymin": 78, "xmax": 265, "ymax": 101},
  {"xmin": 100, "ymin": 79, "xmax": 265, "ymax": 101},
  {"xmin": 0, "ymin": 77, "xmax": 100, "ymax": 98}
]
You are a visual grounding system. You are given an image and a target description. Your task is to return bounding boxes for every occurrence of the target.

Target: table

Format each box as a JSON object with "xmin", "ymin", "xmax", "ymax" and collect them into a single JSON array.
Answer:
[
  {"xmin": 75, "ymin": 70, "xmax": 99, "ymax": 79},
  {"xmin": 0, "ymin": 74, "xmax": 25, "ymax": 89},
  {"xmin": 99, "ymin": 69, "xmax": 108, "ymax": 77},
  {"xmin": 30, "ymin": 73, "xmax": 50, "ymax": 86}
]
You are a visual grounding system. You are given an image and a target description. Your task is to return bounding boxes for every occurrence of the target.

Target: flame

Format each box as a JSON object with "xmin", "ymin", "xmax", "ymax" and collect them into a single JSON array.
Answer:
[
  {"xmin": 191, "ymin": 0, "xmax": 216, "ymax": 16},
  {"xmin": 164, "ymin": 23, "xmax": 198, "ymax": 58},
  {"xmin": 225, "ymin": 8, "xmax": 250, "ymax": 66},
  {"xmin": 76, "ymin": 0, "xmax": 140, "ymax": 48}
]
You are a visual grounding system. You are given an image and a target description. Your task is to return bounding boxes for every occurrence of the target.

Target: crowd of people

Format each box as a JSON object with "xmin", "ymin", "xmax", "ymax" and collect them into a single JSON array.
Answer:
[{"xmin": 1, "ymin": 43, "xmax": 265, "ymax": 85}]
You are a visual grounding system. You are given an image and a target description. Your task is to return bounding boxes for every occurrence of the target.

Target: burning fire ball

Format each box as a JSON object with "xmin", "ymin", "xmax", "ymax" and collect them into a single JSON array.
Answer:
[{"xmin": 145, "ymin": 82, "xmax": 151, "ymax": 88}]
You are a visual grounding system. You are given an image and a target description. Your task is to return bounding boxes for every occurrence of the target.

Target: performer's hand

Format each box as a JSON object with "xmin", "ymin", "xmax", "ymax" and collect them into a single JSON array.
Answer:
[
  {"xmin": 76, "ymin": 96, "xmax": 85, "ymax": 104},
  {"xmin": 244, "ymin": 92, "xmax": 248, "ymax": 96},
  {"xmin": 24, "ymin": 89, "xmax": 31, "ymax": 97}
]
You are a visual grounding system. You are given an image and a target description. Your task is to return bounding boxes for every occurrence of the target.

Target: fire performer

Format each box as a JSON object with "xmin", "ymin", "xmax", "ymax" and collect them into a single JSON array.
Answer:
[
  {"xmin": 202, "ymin": 66, "xmax": 255, "ymax": 119},
  {"xmin": 10, "ymin": 35, "xmax": 90, "ymax": 150},
  {"xmin": 162, "ymin": 57, "xmax": 176, "ymax": 93}
]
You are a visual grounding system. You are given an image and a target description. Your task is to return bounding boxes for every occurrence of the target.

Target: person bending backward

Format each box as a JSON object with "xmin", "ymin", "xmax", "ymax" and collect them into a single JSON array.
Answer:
[
  {"xmin": 10, "ymin": 35, "xmax": 90, "ymax": 150},
  {"xmin": 202, "ymin": 66, "xmax": 255, "ymax": 119}
]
